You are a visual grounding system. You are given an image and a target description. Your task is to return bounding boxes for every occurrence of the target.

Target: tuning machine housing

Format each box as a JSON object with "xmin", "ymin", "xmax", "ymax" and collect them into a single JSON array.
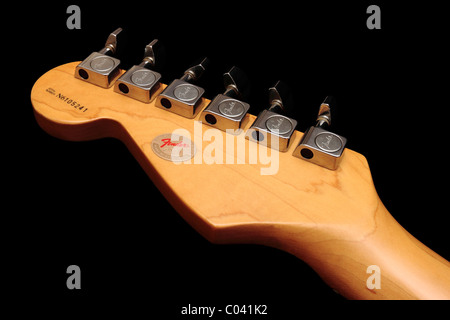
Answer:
[
  {"xmin": 113, "ymin": 39, "xmax": 164, "ymax": 103},
  {"xmin": 292, "ymin": 96, "xmax": 347, "ymax": 170},
  {"xmin": 155, "ymin": 58, "xmax": 209, "ymax": 118},
  {"xmin": 247, "ymin": 81, "xmax": 297, "ymax": 151},
  {"xmin": 201, "ymin": 66, "xmax": 250, "ymax": 131},
  {"xmin": 75, "ymin": 28, "xmax": 122, "ymax": 88}
]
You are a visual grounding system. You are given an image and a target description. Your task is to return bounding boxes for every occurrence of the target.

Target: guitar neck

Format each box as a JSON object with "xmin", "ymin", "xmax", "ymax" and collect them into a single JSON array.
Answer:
[
  {"xmin": 31, "ymin": 62, "xmax": 450, "ymax": 300},
  {"xmin": 271, "ymin": 201, "xmax": 450, "ymax": 299}
]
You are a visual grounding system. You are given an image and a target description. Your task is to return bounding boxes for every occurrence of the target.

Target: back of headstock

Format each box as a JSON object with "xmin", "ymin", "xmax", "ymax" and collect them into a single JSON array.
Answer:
[
  {"xmin": 31, "ymin": 29, "xmax": 450, "ymax": 300},
  {"xmin": 32, "ymin": 60, "xmax": 376, "ymax": 241}
]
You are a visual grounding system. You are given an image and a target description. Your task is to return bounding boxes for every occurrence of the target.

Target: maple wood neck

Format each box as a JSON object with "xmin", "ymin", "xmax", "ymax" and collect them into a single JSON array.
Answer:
[
  {"xmin": 31, "ymin": 62, "xmax": 450, "ymax": 300},
  {"xmin": 271, "ymin": 202, "xmax": 450, "ymax": 299}
]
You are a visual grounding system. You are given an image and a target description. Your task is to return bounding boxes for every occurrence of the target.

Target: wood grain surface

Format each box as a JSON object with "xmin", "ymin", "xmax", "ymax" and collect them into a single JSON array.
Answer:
[{"xmin": 31, "ymin": 62, "xmax": 450, "ymax": 300}]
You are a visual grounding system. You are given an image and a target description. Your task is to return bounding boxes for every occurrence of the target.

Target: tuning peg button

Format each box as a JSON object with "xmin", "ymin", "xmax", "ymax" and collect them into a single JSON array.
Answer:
[
  {"xmin": 292, "ymin": 96, "xmax": 347, "ymax": 170},
  {"xmin": 113, "ymin": 39, "xmax": 163, "ymax": 103},
  {"xmin": 247, "ymin": 81, "xmax": 298, "ymax": 152},
  {"xmin": 75, "ymin": 28, "xmax": 123, "ymax": 88},
  {"xmin": 201, "ymin": 66, "xmax": 251, "ymax": 131},
  {"xmin": 155, "ymin": 57, "xmax": 209, "ymax": 118}
]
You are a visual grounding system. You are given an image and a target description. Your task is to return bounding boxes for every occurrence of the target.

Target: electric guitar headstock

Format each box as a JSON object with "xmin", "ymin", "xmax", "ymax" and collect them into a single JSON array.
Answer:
[{"xmin": 31, "ymin": 29, "xmax": 450, "ymax": 300}]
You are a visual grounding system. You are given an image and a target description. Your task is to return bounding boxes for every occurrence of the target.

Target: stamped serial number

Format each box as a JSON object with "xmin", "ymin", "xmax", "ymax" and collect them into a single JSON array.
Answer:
[{"xmin": 46, "ymin": 88, "xmax": 89, "ymax": 113}]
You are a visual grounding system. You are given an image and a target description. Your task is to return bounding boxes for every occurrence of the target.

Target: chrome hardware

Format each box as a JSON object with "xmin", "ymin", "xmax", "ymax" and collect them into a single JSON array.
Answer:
[
  {"xmin": 75, "ymin": 28, "xmax": 123, "ymax": 88},
  {"xmin": 114, "ymin": 39, "xmax": 164, "ymax": 103},
  {"xmin": 293, "ymin": 96, "xmax": 347, "ymax": 170},
  {"xmin": 247, "ymin": 81, "xmax": 297, "ymax": 152},
  {"xmin": 155, "ymin": 57, "xmax": 209, "ymax": 118},
  {"xmin": 201, "ymin": 66, "xmax": 251, "ymax": 131}
]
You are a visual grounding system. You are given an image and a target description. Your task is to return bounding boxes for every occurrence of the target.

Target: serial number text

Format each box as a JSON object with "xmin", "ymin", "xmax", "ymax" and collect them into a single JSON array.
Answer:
[{"xmin": 46, "ymin": 88, "xmax": 89, "ymax": 113}]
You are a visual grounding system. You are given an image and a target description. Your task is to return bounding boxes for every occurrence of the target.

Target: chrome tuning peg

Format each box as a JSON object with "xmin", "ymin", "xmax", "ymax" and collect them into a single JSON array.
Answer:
[
  {"xmin": 293, "ymin": 96, "xmax": 347, "ymax": 170},
  {"xmin": 114, "ymin": 39, "xmax": 164, "ymax": 103},
  {"xmin": 155, "ymin": 57, "xmax": 210, "ymax": 118},
  {"xmin": 247, "ymin": 81, "xmax": 298, "ymax": 151},
  {"xmin": 75, "ymin": 28, "xmax": 123, "ymax": 88},
  {"xmin": 201, "ymin": 66, "xmax": 251, "ymax": 131}
]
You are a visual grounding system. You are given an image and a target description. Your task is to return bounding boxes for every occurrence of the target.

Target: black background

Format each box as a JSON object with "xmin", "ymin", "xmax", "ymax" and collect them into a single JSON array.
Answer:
[{"xmin": 8, "ymin": 0, "xmax": 449, "ymax": 316}]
